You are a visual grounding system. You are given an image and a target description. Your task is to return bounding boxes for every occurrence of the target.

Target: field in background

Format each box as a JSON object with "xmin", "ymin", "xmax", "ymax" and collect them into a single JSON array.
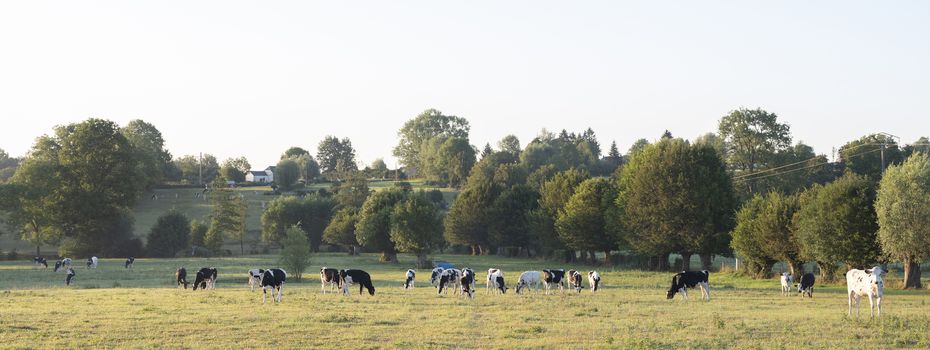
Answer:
[
  {"xmin": 1, "ymin": 254, "xmax": 929, "ymax": 348},
  {"xmin": 0, "ymin": 180, "xmax": 458, "ymax": 253}
]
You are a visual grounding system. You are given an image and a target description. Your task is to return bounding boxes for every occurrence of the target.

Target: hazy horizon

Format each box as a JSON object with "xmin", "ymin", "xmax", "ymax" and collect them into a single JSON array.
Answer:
[{"xmin": 2, "ymin": 1, "xmax": 929, "ymax": 169}]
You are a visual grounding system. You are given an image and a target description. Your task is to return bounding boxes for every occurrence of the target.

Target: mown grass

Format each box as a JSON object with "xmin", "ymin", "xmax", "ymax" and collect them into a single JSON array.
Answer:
[{"xmin": 1, "ymin": 253, "xmax": 929, "ymax": 349}]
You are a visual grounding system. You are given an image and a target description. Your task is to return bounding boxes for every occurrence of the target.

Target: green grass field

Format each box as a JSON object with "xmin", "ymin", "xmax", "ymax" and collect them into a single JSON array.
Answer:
[{"xmin": 2, "ymin": 254, "xmax": 929, "ymax": 349}]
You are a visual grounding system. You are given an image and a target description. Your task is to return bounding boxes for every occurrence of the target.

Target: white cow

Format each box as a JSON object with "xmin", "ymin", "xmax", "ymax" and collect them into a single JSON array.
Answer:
[
  {"xmin": 248, "ymin": 268, "xmax": 264, "ymax": 292},
  {"xmin": 588, "ymin": 271, "xmax": 601, "ymax": 292},
  {"xmin": 779, "ymin": 272, "xmax": 793, "ymax": 296},
  {"xmin": 86, "ymin": 256, "xmax": 98, "ymax": 269},
  {"xmin": 847, "ymin": 267, "xmax": 884, "ymax": 318},
  {"xmin": 487, "ymin": 269, "xmax": 507, "ymax": 294},
  {"xmin": 515, "ymin": 271, "xmax": 542, "ymax": 294}
]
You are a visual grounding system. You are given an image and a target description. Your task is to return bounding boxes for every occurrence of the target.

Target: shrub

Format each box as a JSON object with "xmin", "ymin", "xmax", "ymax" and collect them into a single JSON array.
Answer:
[
  {"xmin": 278, "ymin": 226, "xmax": 311, "ymax": 280},
  {"xmin": 146, "ymin": 210, "xmax": 191, "ymax": 258}
]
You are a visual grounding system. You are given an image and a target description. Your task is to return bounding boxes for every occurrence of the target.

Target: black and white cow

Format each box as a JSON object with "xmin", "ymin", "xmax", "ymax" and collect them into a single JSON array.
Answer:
[
  {"xmin": 33, "ymin": 257, "xmax": 48, "ymax": 269},
  {"xmin": 437, "ymin": 268, "xmax": 463, "ymax": 295},
  {"xmin": 779, "ymin": 272, "xmax": 793, "ymax": 296},
  {"xmin": 176, "ymin": 267, "xmax": 189, "ymax": 289},
  {"xmin": 340, "ymin": 269, "xmax": 375, "ymax": 296},
  {"xmin": 666, "ymin": 270, "xmax": 710, "ymax": 301},
  {"xmin": 193, "ymin": 267, "xmax": 218, "ymax": 290},
  {"xmin": 847, "ymin": 267, "xmax": 884, "ymax": 318},
  {"xmin": 86, "ymin": 256, "xmax": 98, "ymax": 269},
  {"xmin": 515, "ymin": 271, "xmax": 542, "ymax": 294},
  {"xmin": 542, "ymin": 269, "xmax": 566, "ymax": 294},
  {"xmin": 248, "ymin": 269, "xmax": 265, "ymax": 292},
  {"xmin": 430, "ymin": 267, "xmax": 445, "ymax": 288},
  {"xmin": 460, "ymin": 268, "xmax": 475, "ymax": 299},
  {"xmin": 567, "ymin": 270, "xmax": 584, "ymax": 293},
  {"xmin": 320, "ymin": 267, "xmax": 341, "ymax": 294},
  {"xmin": 260, "ymin": 268, "xmax": 287, "ymax": 303},
  {"xmin": 797, "ymin": 273, "xmax": 815, "ymax": 298},
  {"xmin": 487, "ymin": 269, "xmax": 507, "ymax": 294},
  {"xmin": 404, "ymin": 269, "xmax": 416, "ymax": 290},
  {"xmin": 125, "ymin": 257, "xmax": 135, "ymax": 269},
  {"xmin": 588, "ymin": 271, "xmax": 601, "ymax": 293},
  {"xmin": 55, "ymin": 258, "xmax": 72, "ymax": 272},
  {"xmin": 65, "ymin": 267, "xmax": 76, "ymax": 286}
]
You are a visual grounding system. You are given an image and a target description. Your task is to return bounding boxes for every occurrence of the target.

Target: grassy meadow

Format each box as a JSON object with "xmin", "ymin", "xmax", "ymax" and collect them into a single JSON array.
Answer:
[{"xmin": 1, "ymin": 253, "xmax": 930, "ymax": 349}]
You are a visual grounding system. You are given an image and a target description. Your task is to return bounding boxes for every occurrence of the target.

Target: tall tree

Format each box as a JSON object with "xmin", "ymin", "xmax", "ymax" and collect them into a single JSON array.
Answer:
[
  {"xmin": 220, "ymin": 157, "xmax": 251, "ymax": 183},
  {"xmin": 295, "ymin": 153, "xmax": 321, "ymax": 183},
  {"xmin": 332, "ymin": 172, "xmax": 370, "ymax": 210},
  {"xmin": 730, "ymin": 192, "xmax": 802, "ymax": 277},
  {"xmin": 617, "ymin": 138, "xmax": 736, "ymax": 270},
  {"xmin": 488, "ymin": 184, "xmax": 538, "ymax": 256},
  {"xmin": 260, "ymin": 195, "xmax": 334, "ymax": 250},
  {"xmin": 419, "ymin": 136, "xmax": 476, "ymax": 188},
  {"xmin": 281, "ymin": 147, "xmax": 310, "ymax": 159},
  {"xmin": 121, "ymin": 120, "xmax": 170, "ymax": 189},
  {"xmin": 206, "ymin": 187, "xmax": 245, "ymax": 254},
  {"xmin": 278, "ymin": 226, "xmax": 312, "ymax": 281},
  {"xmin": 317, "ymin": 136, "xmax": 357, "ymax": 175},
  {"xmin": 275, "ymin": 158, "xmax": 300, "ymax": 191},
  {"xmin": 355, "ymin": 187, "xmax": 406, "ymax": 262},
  {"xmin": 718, "ymin": 108, "xmax": 792, "ymax": 195},
  {"xmin": 390, "ymin": 191, "xmax": 444, "ymax": 268},
  {"xmin": 839, "ymin": 134, "xmax": 903, "ymax": 180},
  {"xmin": 393, "ymin": 109, "xmax": 470, "ymax": 169},
  {"xmin": 0, "ymin": 148, "xmax": 21, "ymax": 183},
  {"xmin": 556, "ymin": 178, "xmax": 620, "ymax": 264},
  {"xmin": 323, "ymin": 208, "xmax": 360, "ymax": 255},
  {"xmin": 146, "ymin": 210, "xmax": 191, "ymax": 258},
  {"xmin": 535, "ymin": 168, "xmax": 589, "ymax": 258},
  {"xmin": 498, "ymin": 135, "xmax": 522, "ymax": 158},
  {"xmin": 876, "ymin": 153, "xmax": 930, "ymax": 289},
  {"xmin": 794, "ymin": 173, "xmax": 880, "ymax": 279}
]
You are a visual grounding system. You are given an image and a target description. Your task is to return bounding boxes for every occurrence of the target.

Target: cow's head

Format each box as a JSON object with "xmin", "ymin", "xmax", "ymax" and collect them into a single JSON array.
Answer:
[
  {"xmin": 515, "ymin": 279, "xmax": 526, "ymax": 294},
  {"xmin": 866, "ymin": 267, "xmax": 885, "ymax": 292}
]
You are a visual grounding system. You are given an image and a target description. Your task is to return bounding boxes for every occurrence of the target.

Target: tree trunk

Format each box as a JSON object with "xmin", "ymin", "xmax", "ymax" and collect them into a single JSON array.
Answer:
[
  {"xmin": 380, "ymin": 251, "xmax": 397, "ymax": 263},
  {"xmin": 816, "ymin": 261, "xmax": 835, "ymax": 281},
  {"xmin": 416, "ymin": 253, "xmax": 430, "ymax": 269},
  {"xmin": 603, "ymin": 250, "xmax": 611, "ymax": 265},
  {"xmin": 786, "ymin": 260, "xmax": 802, "ymax": 276},
  {"xmin": 903, "ymin": 258, "xmax": 922, "ymax": 289},
  {"xmin": 681, "ymin": 252, "xmax": 693, "ymax": 272},
  {"xmin": 240, "ymin": 238, "xmax": 244, "ymax": 255},
  {"xmin": 699, "ymin": 254, "xmax": 713, "ymax": 271},
  {"xmin": 470, "ymin": 245, "xmax": 478, "ymax": 256},
  {"xmin": 36, "ymin": 245, "xmax": 41, "ymax": 257}
]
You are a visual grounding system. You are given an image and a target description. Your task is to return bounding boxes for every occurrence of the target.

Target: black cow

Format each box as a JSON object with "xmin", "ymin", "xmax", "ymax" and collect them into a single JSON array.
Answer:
[
  {"xmin": 667, "ymin": 270, "xmax": 710, "ymax": 301},
  {"xmin": 320, "ymin": 267, "xmax": 340, "ymax": 294},
  {"xmin": 260, "ymin": 268, "xmax": 287, "ymax": 303},
  {"xmin": 567, "ymin": 270, "xmax": 584, "ymax": 293},
  {"xmin": 460, "ymin": 268, "xmax": 475, "ymax": 299},
  {"xmin": 193, "ymin": 267, "xmax": 218, "ymax": 290},
  {"xmin": 65, "ymin": 267, "xmax": 76, "ymax": 286},
  {"xmin": 340, "ymin": 269, "xmax": 375, "ymax": 296},
  {"xmin": 125, "ymin": 257, "xmax": 135, "ymax": 269},
  {"xmin": 542, "ymin": 269, "xmax": 566, "ymax": 294},
  {"xmin": 176, "ymin": 267, "xmax": 189, "ymax": 289},
  {"xmin": 797, "ymin": 273, "xmax": 815, "ymax": 298},
  {"xmin": 34, "ymin": 257, "xmax": 48, "ymax": 269}
]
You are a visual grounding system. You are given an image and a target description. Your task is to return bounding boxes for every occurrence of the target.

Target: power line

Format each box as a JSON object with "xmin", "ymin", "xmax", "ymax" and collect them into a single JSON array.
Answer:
[
  {"xmin": 732, "ymin": 142, "xmax": 879, "ymax": 180},
  {"xmin": 733, "ymin": 148, "xmax": 883, "ymax": 183}
]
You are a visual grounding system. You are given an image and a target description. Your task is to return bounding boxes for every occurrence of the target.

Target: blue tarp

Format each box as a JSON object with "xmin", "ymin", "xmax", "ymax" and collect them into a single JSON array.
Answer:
[{"xmin": 435, "ymin": 261, "xmax": 455, "ymax": 269}]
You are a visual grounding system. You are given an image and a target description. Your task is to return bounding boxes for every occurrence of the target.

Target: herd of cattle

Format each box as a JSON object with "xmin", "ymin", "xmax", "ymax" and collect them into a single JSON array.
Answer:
[{"xmin": 29, "ymin": 256, "xmax": 888, "ymax": 317}]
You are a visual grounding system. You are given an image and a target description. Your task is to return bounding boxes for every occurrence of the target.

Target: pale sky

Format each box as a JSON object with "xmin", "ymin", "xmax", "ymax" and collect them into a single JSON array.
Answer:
[{"xmin": 1, "ymin": 1, "xmax": 928, "ymax": 169}]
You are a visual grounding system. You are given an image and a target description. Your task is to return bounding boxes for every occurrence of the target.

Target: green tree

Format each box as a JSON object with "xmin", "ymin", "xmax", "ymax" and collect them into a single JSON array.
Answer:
[
  {"xmin": 617, "ymin": 138, "xmax": 736, "ymax": 271},
  {"xmin": 190, "ymin": 219, "xmax": 208, "ymax": 247},
  {"xmin": 902, "ymin": 137, "xmax": 930, "ymax": 158},
  {"xmin": 369, "ymin": 158, "xmax": 388, "ymax": 179},
  {"xmin": 278, "ymin": 226, "xmax": 312, "ymax": 281},
  {"xmin": 332, "ymin": 172, "xmax": 370, "ymax": 209},
  {"xmin": 795, "ymin": 173, "xmax": 880, "ymax": 280},
  {"xmin": 718, "ymin": 107, "xmax": 792, "ymax": 195},
  {"xmin": 498, "ymin": 135, "xmax": 521, "ymax": 158},
  {"xmin": 556, "ymin": 178, "xmax": 620, "ymax": 264},
  {"xmin": 206, "ymin": 187, "xmax": 246, "ymax": 254},
  {"xmin": 317, "ymin": 136, "xmax": 357, "ymax": 175},
  {"xmin": 876, "ymin": 153, "xmax": 930, "ymax": 289},
  {"xmin": 839, "ymin": 134, "xmax": 903, "ymax": 180},
  {"xmin": 121, "ymin": 119, "xmax": 170, "ymax": 189},
  {"xmin": 488, "ymin": 184, "xmax": 538, "ymax": 256},
  {"xmin": 390, "ymin": 191, "xmax": 444, "ymax": 268},
  {"xmin": 535, "ymin": 168, "xmax": 589, "ymax": 258},
  {"xmin": 220, "ymin": 157, "xmax": 251, "ymax": 183},
  {"xmin": 261, "ymin": 195, "xmax": 335, "ymax": 251},
  {"xmin": 730, "ymin": 192, "xmax": 802, "ymax": 277},
  {"xmin": 175, "ymin": 154, "xmax": 219, "ymax": 184},
  {"xmin": 627, "ymin": 138, "xmax": 650, "ymax": 158},
  {"xmin": 0, "ymin": 148, "xmax": 20, "ymax": 183},
  {"xmin": 281, "ymin": 147, "xmax": 310, "ymax": 159},
  {"xmin": 356, "ymin": 187, "xmax": 406, "ymax": 262},
  {"xmin": 323, "ymin": 208, "xmax": 360, "ymax": 255},
  {"xmin": 393, "ymin": 108, "xmax": 470, "ymax": 168},
  {"xmin": 296, "ymin": 154, "xmax": 321, "ymax": 183},
  {"xmin": 275, "ymin": 159, "xmax": 300, "ymax": 191},
  {"xmin": 146, "ymin": 210, "xmax": 191, "ymax": 258},
  {"xmin": 419, "ymin": 136, "xmax": 476, "ymax": 187}
]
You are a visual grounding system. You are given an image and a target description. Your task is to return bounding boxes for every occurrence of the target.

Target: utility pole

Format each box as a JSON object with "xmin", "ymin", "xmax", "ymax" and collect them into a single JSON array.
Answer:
[
  {"xmin": 877, "ymin": 132, "xmax": 899, "ymax": 175},
  {"xmin": 199, "ymin": 152, "xmax": 203, "ymax": 185}
]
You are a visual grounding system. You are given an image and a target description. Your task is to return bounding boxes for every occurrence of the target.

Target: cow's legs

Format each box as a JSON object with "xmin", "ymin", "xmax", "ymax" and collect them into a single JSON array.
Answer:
[
  {"xmin": 876, "ymin": 296, "xmax": 881, "ymax": 317},
  {"xmin": 277, "ymin": 284, "xmax": 284, "ymax": 302},
  {"xmin": 679, "ymin": 288, "xmax": 688, "ymax": 302},
  {"xmin": 262, "ymin": 288, "xmax": 267, "ymax": 304},
  {"xmin": 868, "ymin": 295, "xmax": 875, "ymax": 318},
  {"xmin": 702, "ymin": 282, "xmax": 711, "ymax": 301}
]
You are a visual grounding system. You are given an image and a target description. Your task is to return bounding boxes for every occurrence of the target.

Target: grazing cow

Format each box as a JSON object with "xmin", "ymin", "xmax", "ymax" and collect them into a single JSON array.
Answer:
[
  {"xmin": 248, "ymin": 269, "xmax": 265, "ymax": 292},
  {"xmin": 86, "ymin": 256, "xmax": 98, "ymax": 269},
  {"xmin": 34, "ymin": 257, "xmax": 48, "ymax": 269},
  {"xmin": 404, "ymin": 269, "xmax": 416, "ymax": 290},
  {"xmin": 125, "ymin": 257, "xmax": 135, "ymax": 269},
  {"xmin": 780, "ymin": 273, "xmax": 793, "ymax": 296},
  {"xmin": 340, "ymin": 269, "xmax": 375, "ymax": 296},
  {"xmin": 667, "ymin": 271, "xmax": 710, "ymax": 301},
  {"xmin": 193, "ymin": 267, "xmax": 218, "ymax": 290},
  {"xmin": 65, "ymin": 267, "xmax": 76, "ymax": 286},
  {"xmin": 430, "ymin": 267, "xmax": 445, "ymax": 288},
  {"xmin": 437, "ymin": 269, "xmax": 463, "ymax": 295},
  {"xmin": 54, "ymin": 260, "xmax": 63, "ymax": 272},
  {"xmin": 260, "ymin": 268, "xmax": 287, "ymax": 303},
  {"xmin": 176, "ymin": 267, "xmax": 189, "ymax": 289},
  {"xmin": 542, "ymin": 269, "xmax": 566, "ymax": 294},
  {"xmin": 515, "ymin": 271, "xmax": 543, "ymax": 294},
  {"xmin": 567, "ymin": 270, "xmax": 584, "ymax": 293},
  {"xmin": 55, "ymin": 258, "xmax": 72, "ymax": 272},
  {"xmin": 320, "ymin": 267, "xmax": 340, "ymax": 294},
  {"xmin": 487, "ymin": 269, "xmax": 507, "ymax": 294},
  {"xmin": 797, "ymin": 273, "xmax": 815, "ymax": 298},
  {"xmin": 460, "ymin": 268, "xmax": 475, "ymax": 299},
  {"xmin": 847, "ymin": 267, "xmax": 884, "ymax": 318},
  {"xmin": 588, "ymin": 271, "xmax": 601, "ymax": 292}
]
